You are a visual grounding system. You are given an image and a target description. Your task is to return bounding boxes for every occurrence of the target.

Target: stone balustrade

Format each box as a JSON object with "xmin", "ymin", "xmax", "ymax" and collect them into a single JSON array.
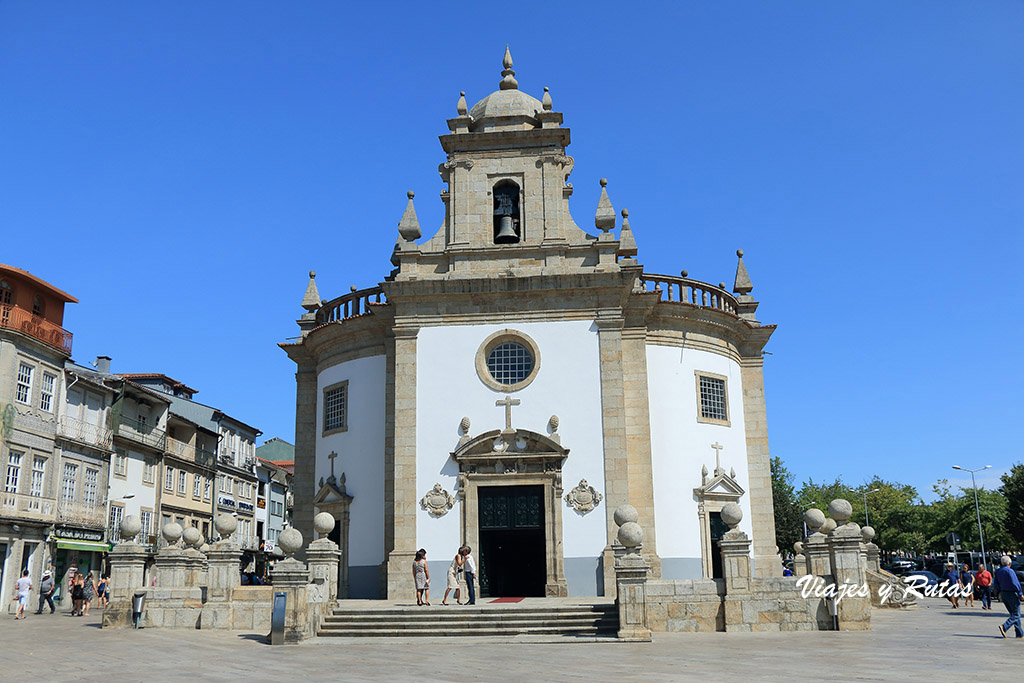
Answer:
[
  {"xmin": 637, "ymin": 273, "xmax": 739, "ymax": 315},
  {"xmin": 316, "ymin": 286, "xmax": 386, "ymax": 325}
]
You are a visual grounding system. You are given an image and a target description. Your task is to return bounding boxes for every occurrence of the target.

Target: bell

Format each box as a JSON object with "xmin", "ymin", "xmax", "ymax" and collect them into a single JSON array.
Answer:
[{"xmin": 494, "ymin": 215, "xmax": 518, "ymax": 243}]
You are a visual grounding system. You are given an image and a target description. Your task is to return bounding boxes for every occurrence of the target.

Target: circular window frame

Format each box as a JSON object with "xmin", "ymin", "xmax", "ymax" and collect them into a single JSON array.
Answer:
[{"xmin": 475, "ymin": 329, "xmax": 541, "ymax": 393}]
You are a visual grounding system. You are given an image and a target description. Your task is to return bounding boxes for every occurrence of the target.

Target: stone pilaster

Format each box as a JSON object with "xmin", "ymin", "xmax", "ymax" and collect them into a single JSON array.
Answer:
[
  {"xmin": 865, "ymin": 543, "xmax": 881, "ymax": 573},
  {"xmin": 385, "ymin": 325, "xmax": 418, "ymax": 599},
  {"xmin": 827, "ymin": 524, "xmax": 871, "ymax": 631},
  {"xmin": 307, "ymin": 538, "xmax": 341, "ymax": 606},
  {"xmin": 271, "ymin": 557, "xmax": 312, "ymax": 643},
  {"xmin": 154, "ymin": 547, "xmax": 189, "ymax": 588},
  {"xmin": 803, "ymin": 532, "xmax": 831, "ymax": 577},
  {"xmin": 720, "ymin": 530, "xmax": 753, "ymax": 632},
  {"xmin": 792, "ymin": 553, "xmax": 808, "ymax": 578},
  {"xmin": 596, "ymin": 313, "xmax": 629, "ymax": 596},
  {"xmin": 201, "ymin": 542, "xmax": 242, "ymax": 629},
  {"xmin": 739, "ymin": 357, "xmax": 779, "ymax": 577},
  {"xmin": 614, "ymin": 549, "xmax": 651, "ymax": 642},
  {"xmin": 101, "ymin": 542, "xmax": 149, "ymax": 629},
  {"xmin": 292, "ymin": 360, "xmax": 318, "ymax": 552}
]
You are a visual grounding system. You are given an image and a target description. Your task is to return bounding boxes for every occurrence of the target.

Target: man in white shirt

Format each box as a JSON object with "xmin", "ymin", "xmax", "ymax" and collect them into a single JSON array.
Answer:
[
  {"xmin": 14, "ymin": 570, "xmax": 32, "ymax": 619},
  {"xmin": 461, "ymin": 546, "xmax": 477, "ymax": 605}
]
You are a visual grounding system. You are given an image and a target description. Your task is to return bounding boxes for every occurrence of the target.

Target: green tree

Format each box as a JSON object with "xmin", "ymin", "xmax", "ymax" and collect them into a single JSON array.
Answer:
[
  {"xmin": 797, "ymin": 478, "xmax": 855, "ymax": 519},
  {"xmin": 770, "ymin": 456, "xmax": 803, "ymax": 555},
  {"xmin": 849, "ymin": 477, "xmax": 919, "ymax": 552},
  {"xmin": 999, "ymin": 463, "xmax": 1024, "ymax": 544}
]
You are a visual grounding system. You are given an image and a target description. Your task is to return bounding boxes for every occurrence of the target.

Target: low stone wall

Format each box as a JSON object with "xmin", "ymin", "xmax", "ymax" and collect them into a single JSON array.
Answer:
[
  {"xmin": 738, "ymin": 578, "xmax": 825, "ymax": 632},
  {"xmin": 140, "ymin": 587, "xmax": 205, "ymax": 630},
  {"xmin": 644, "ymin": 579, "xmax": 724, "ymax": 632},
  {"xmin": 228, "ymin": 586, "xmax": 275, "ymax": 632}
]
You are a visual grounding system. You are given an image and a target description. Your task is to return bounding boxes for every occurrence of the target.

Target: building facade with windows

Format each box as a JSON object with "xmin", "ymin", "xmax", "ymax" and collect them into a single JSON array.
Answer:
[
  {"xmin": 0, "ymin": 264, "xmax": 76, "ymax": 611},
  {"xmin": 282, "ymin": 52, "xmax": 779, "ymax": 601}
]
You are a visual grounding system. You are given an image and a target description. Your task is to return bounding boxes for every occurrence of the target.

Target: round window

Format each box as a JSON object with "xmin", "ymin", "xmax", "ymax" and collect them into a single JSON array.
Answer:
[{"xmin": 475, "ymin": 330, "xmax": 541, "ymax": 392}]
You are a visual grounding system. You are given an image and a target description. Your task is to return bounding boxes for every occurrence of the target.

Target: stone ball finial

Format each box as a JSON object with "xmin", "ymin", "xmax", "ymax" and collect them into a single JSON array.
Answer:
[
  {"xmin": 737, "ymin": 249, "xmax": 744, "ymax": 258},
  {"xmin": 613, "ymin": 504, "xmax": 639, "ymax": 527},
  {"xmin": 794, "ymin": 541, "xmax": 804, "ymax": 554},
  {"xmin": 459, "ymin": 416, "xmax": 471, "ymax": 434},
  {"xmin": 161, "ymin": 522, "xmax": 183, "ymax": 545},
  {"xmin": 119, "ymin": 515, "xmax": 142, "ymax": 542},
  {"xmin": 278, "ymin": 526, "xmax": 303, "ymax": 556},
  {"xmin": 828, "ymin": 499, "xmax": 853, "ymax": 524},
  {"xmin": 308, "ymin": 270, "xmax": 316, "ymax": 279},
  {"xmin": 861, "ymin": 526, "xmax": 876, "ymax": 542},
  {"xmin": 314, "ymin": 512, "xmax": 336, "ymax": 537},
  {"xmin": 681, "ymin": 270, "xmax": 688, "ymax": 278},
  {"xmin": 820, "ymin": 518, "xmax": 837, "ymax": 535},
  {"xmin": 214, "ymin": 513, "xmax": 238, "ymax": 537},
  {"xmin": 182, "ymin": 526, "xmax": 202, "ymax": 549},
  {"xmin": 617, "ymin": 521, "xmax": 643, "ymax": 548},
  {"xmin": 621, "ymin": 208, "xmax": 629, "ymax": 218},
  {"xmin": 407, "ymin": 191, "xmax": 415, "ymax": 200},
  {"xmin": 803, "ymin": 508, "xmax": 826, "ymax": 532},
  {"xmin": 720, "ymin": 502, "xmax": 743, "ymax": 529},
  {"xmin": 600, "ymin": 178, "xmax": 608, "ymax": 187},
  {"xmin": 719, "ymin": 282, "xmax": 727, "ymax": 289}
]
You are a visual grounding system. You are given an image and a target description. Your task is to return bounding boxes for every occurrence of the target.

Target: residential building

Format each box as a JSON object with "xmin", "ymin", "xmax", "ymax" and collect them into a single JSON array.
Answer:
[
  {"xmin": 1, "ymin": 264, "xmax": 76, "ymax": 611},
  {"xmin": 255, "ymin": 443, "xmax": 292, "ymax": 570}
]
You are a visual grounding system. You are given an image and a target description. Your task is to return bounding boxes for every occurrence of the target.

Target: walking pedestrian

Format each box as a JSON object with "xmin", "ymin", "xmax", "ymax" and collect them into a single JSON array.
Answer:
[
  {"xmin": 71, "ymin": 575, "xmax": 85, "ymax": 616},
  {"xmin": 976, "ymin": 563, "xmax": 993, "ymax": 610},
  {"xmin": 461, "ymin": 546, "xmax": 477, "ymax": 605},
  {"xmin": 412, "ymin": 549, "xmax": 430, "ymax": 606},
  {"xmin": 961, "ymin": 564, "xmax": 975, "ymax": 608},
  {"xmin": 14, "ymin": 570, "xmax": 31, "ymax": 619},
  {"xmin": 82, "ymin": 572, "xmax": 96, "ymax": 616},
  {"xmin": 995, "ymin": 555, "xmax": 1023, "ymax": 639},
  {"xmin": 441, "ymin": 548, "xmax": 464, "ymax": 606},
  {"xmin": 35, "ymin": 570, "xmax": 55, "ymax": 615},
  {"xmin": 97, "ymin": 575, "xmax": 108, "ymax": 607},
  {"xmin": 942, "ymin": 562, "xmax": 962, "ymax": 609}
]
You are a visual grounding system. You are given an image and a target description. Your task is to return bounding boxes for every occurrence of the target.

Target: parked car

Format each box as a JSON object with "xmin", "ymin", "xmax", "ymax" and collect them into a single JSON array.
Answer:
[
  {"xmin": 886, "ymin": 560, "xmax": 915, "ymax": 575},
  {"xmin": 903, "ymin": 571, "xmax": 940, "ymax": 591}
]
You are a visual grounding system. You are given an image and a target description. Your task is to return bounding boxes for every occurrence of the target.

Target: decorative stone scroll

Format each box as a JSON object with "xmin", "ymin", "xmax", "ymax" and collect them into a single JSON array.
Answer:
[
  {"xmin": 564, "ymin": 479, "xmax": 603, "ymax": 514},
  {"xmin": 420, "ymin": 483, "xmax": 456, "ymax": 517}
]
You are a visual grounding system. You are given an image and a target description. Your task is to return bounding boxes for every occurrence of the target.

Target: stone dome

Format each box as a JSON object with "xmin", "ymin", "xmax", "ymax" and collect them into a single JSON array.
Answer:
[{"xmin": 469, "ymin": 89, "xmax": 543, "ymax": 121}]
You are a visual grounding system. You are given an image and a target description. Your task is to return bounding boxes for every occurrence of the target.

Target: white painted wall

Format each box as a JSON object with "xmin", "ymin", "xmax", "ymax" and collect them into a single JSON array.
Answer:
[
  {"xmin": 107, "ymin": 448, "xmax": 157, "ymax": 530},
  {"xmin": 315, "ymin": 355, "xmax": 386, "ymax": 568},
  {"xmin": 646, "ymin": 345, "xmax": 753, "ymax": 561},
  {"xmin": 415, "ymin": 320, "xmax": 607, "ymax": 562}
]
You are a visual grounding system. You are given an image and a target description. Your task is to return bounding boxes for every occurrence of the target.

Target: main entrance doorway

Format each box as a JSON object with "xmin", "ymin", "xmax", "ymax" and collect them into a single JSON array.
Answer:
[{"xmin": 478, "ymin": 485, "xmax": 545, "ymax": 598}]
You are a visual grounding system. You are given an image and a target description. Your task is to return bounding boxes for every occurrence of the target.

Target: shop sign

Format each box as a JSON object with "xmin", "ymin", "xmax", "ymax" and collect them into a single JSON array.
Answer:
[
  {"xmin": 55, "ymin": 527, "xmax": 105, "ymax": 542},
  {"xmin": 257, "ymin": 498, "xmax": 266, "ymax": 509},
  {"xmin": 238, "ymin": 501, "xmax": 254, "ymax": 513},
  {"xmin": 218, "ymin": 496, "xmax": 236, "ymax": 509}
]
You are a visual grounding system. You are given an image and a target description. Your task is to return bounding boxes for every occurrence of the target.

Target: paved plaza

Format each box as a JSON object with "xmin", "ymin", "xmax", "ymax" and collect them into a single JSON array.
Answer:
[{"xmin": 1, "ymin": 598, "xmax": 1019, "ymax": 682}]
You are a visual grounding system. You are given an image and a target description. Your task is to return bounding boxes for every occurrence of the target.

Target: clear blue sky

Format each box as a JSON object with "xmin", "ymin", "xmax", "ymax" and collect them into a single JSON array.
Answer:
[{"xmin": 2, "ymin": 2, "xmax": 1020, "ymax": 500}]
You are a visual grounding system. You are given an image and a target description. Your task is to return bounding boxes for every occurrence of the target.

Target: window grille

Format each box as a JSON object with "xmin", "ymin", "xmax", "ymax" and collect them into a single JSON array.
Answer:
[
  {"xmin": 699, "ymin": 375, "xmax": 728, "ymax": 422},
  {"xmin": 486, "ymin": 342, "xmax": 534, "ymax": 385},
  {"xmin": 324, "ymin": 384, "xmax": 347, "ymax": 432}
]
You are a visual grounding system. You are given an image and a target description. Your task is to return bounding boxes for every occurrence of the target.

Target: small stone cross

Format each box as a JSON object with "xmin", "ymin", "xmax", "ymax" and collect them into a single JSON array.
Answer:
[
  {"xmin": 496, "ymin": 396, "xmax": 521, "ymax": 432},
  {"xmin": 711, "ymin": 442, "xmax": 724, "ymax": 476},
  {"xmin": 328, "ymin": 450, "xmax": 338, "ymax": 480}
]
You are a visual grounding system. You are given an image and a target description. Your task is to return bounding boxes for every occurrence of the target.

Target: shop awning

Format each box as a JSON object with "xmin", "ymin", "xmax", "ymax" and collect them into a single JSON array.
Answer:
[{"xmin": 55, "ymin": 539, "xmax": 110, "ymax": 553}]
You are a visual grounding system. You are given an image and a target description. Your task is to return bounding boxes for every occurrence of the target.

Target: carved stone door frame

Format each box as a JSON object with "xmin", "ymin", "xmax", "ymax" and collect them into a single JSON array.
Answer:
[
  {"xmin": 693, "ymin": 467, "xmax": 745, "ymax": 579},
  {"xmin": 313, "ymin": 476, "xmax": 353, "ymax": 598}
]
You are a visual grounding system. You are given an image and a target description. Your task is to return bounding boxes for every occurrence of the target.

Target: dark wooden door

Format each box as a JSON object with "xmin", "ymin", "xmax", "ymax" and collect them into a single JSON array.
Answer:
[{"xmin": 478, "ymin": 485, "xmax": 545, "ymax": 597}]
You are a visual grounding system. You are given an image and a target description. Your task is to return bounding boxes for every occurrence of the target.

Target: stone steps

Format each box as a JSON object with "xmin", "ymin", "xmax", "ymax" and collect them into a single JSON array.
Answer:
[{"xmin": 318, "ymin": 603, "xmax": 619, "ymax": 638}]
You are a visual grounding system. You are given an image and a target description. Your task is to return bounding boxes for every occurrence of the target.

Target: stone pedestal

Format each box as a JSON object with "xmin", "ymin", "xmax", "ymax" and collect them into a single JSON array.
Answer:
[
  {"xmin": 614, "ymin": 550, "xmax": 651, "ymax": 642},
  {"xmin": 102, "ymin": 542, "xmax": 149, "ymax": 629},
  {"xmin": 201, "ymin": 542, "xmax": 242, "ymax": 629},
  {"xmin": 865, "ymin": 543, "xmax": 881, "ymax": 573},
  {"xmin": 307, "ymin": 538, "xmax": 341, "ymax": 603},
  {"xmin": 803, "ymin": 532, "xmax": 831, "ymax": 577},
  {"xmin": 720, "ymin": 531, "xmax": 753, "ymax": 632},
  {"xmin": 827, "ymin": 524, "xmax": 871, "ymax": 631},
  {"xmin": 155, "ymin": 547, "xmax": 190, "ymax": 588},
  {"xmin": 272, "ymin": 557, "xmax": 312, "ymax": 643},
  {"xmin": 792, "ymin": 553, "xmax": 808, "ymax": 578},
  {"xmin": 183, "ymin": 549, "xmax": 206, "ymax": 586}
]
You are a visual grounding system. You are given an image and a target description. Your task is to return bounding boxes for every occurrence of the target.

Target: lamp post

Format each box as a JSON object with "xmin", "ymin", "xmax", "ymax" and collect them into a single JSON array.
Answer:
[
  {"xmin": 801, "ymin": 500, "xmax": 817, "ymax": 538},
  {"xmin": 952, "ymin": 464, "xmax": 991, "ymax": 565},
  {"xmin": 863, "ymin": 488, "xmax": 879, "ymax": 527}
]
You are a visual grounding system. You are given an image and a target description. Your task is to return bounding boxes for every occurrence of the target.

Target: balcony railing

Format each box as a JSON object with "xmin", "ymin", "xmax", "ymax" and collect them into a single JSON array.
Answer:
[
  {"xmin": 637, "ymin": 273, "xmax": 739, "ymax": 315},
  {"xmin": 0, "ymin": 304, "xmax": 73, "ymax": 354},
  {"xmin": 56, "ymin": 498, "xmax": 108, "ymax": 529},
  {"xmin": 166, "ymin": 436, "xmax": 215, "ymax": 468},
  {"xmin": 0, "ymin": 491, "xmax": 56, "ymax": 523},
  {"xmin": 113, "ymin": 414, "xmax": 166, "ymax": 451},
  {"xmin": 59, "ymin": 415, "xmax": 113, "ymax": 450},
  {"xmin": 316, "ymin": 286, "xmax": 386, "ymax": 325}
]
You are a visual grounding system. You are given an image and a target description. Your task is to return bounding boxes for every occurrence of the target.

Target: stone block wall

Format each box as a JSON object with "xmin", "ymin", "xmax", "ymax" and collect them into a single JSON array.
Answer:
[
  {"xmin": 230, "ymin": 586, "xmax": 276, "ymax": 632},
  {"xmin": 139, "ymin": 588, "xmax": 205, "ymax": 630},
  {"xmin": 643, "ymin": 579, "xmax": 724, "ymax": 632}
]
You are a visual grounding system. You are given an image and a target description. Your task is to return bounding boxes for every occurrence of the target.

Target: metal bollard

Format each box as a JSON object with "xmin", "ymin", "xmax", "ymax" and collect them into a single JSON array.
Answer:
[
  {"xmin": 132, "ymin": 591, "xmax": 147, "ymax": 629},
  {"xmin": 270, "ymin": 591, "xmax": 286, "ymax": 645}
]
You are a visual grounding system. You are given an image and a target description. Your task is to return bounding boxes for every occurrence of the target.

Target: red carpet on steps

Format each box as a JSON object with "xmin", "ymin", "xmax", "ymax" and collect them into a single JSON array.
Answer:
[{"xmin": 488, "ymin": 597, "xmax": 524, "ymax": 603}]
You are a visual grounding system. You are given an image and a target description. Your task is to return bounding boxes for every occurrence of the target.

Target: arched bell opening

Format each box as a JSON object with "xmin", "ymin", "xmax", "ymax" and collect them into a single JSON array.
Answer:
[{"xmin": 492, "ymin": 180, "xmax": 521, "ymax": 244}]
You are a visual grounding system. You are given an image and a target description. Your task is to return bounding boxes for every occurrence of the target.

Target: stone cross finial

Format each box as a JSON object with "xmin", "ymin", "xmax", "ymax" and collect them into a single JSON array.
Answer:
[
  {"xmin": 301, "ymin": 270, "xmax": 321, "ymax": 312},
  {"xmin": 711, "ymin": 442, "xmax": 724, "ymax": 476},
  {"xmin": 398, "ymin": 191, "xmax": 421, "ymax": 241},
  {"xmin": 500, "ymin": 45, "xmax": 518, "ymax": 90},
  {"xmin": 733, "ymin": 249, "xmax": 753, "ymax": 295},
  {"xmin": 495, "ymin": 396, "xmax": 521, "ymax": 432},
  {"xmin": 457, "ymin": 91, "xmax": 468, "ymax": 116},
  {"xmin": 595, "ymin": 179, "xmax": 615, "ymax": 233},
  {"xmin": 327, "ymin": 450, "xmax": 338, "ymax": 481}
]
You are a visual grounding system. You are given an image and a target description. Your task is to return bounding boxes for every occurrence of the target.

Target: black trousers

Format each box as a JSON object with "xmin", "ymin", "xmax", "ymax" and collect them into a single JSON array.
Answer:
[{"xmin": 37, "ymin": 592, "xmax": 54, "ymax": 613}]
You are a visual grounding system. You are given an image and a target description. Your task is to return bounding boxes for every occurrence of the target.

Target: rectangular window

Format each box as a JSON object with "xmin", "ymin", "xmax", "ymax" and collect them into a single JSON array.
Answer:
[
  {"xmin": 193, "ymin": 473, "xmax": 202, "ymax": 498},
  {"xmin": 204, "ymin": 477, "xmax": 211, "ymax": 501},
  {"xmin": 15, "ymin": 363, "xmax": 33, "ymax": 404},
  {"xmin": 323, "ymin": 381, "xmax": 348, "ymax": 434},
  {"xmin": 696, "ymin": 372, "xmax": 730, "ymax": 426},
  {"xmin": 142, "ymin": 458, "xmax": 155, "ymax": 484},
  {"xmin": 114, "ymin": 452, "xmax": 127, "ymax": 477},
  {"xmin": 30, "ymin": 457, "xmax": 46, "ymax": 497},
  {"xmin": 165, "ymin": 466, "xmax": 174, "ymax": 491},
  {"xmin": 83, "ymin": 468, "xmax": 99, "ymax": 505},
  {"xmin": 109, "ymin": 504, "xmax": 124, "ymax": 539},
  {"xmin": 139, "ymin": 509, "xmax": 153, "ymax": 542},
  {"xmin": 40, "ymin": 372, "xmax": 56, "ymax": 412},
  {"xmin": 5, "ymin": 451, "xmax": 23, "ymax": 493},
  {"xmin": 61, "ymin": 462, "xmax": 78, "ymax": 501},
  {"xmin": 177, "ymin": 470, "xmax": 186, "ymax": 494}
]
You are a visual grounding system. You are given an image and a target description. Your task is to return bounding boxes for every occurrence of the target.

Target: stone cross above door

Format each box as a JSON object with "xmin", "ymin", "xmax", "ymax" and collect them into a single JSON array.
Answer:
[{"xmin": 496, "ymin": 396, "xmax": 521, "ymax": 434}]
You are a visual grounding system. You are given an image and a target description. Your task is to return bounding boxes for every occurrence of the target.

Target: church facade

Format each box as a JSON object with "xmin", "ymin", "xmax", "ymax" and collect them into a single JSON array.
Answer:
[{"xmin": 281, "ymin": 49, "xmax": 779, "ymax": 600}]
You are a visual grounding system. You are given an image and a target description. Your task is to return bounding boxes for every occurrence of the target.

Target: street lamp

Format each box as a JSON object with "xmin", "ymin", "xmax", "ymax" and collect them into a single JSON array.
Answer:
[
  {"xmin": 952, "ymin": 464, "xmax": 991, "ymax": 565},
  {"xmin": 863, "ymin": 488, "xmax": 880, "ymax": 527}
]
